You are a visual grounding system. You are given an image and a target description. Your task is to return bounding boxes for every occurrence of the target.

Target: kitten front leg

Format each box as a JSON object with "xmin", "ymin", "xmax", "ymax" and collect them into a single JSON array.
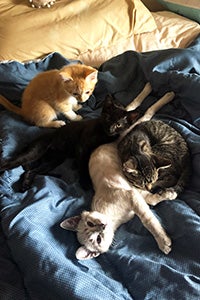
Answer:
[
  {"xmin": 144, "ymin": 189, "xmax": 177, "ymax": 206},
  {"xmin": 42, "ymin": 120, "xmax": 66, "ymax": 128},
  {"xmin": 127, "ymin": 91, "xmax": 175, "ymax": 129},
  {"xmin": 57, "ymin": 102, "xmax": 82, "ymax": 121},
  {"xmin": 63, "ymin": 110, "xmax": 82, "ymax": 121},
  {"xmin": 131, "ymin": 189, "xmax": 172, "ymax": 254},
  {"xmin": 73, "ymin": 103, "xmax": 82, "ymax": 111},
  {"xmin": 126, "ymin": 82, "xmax": 152, "ymax": 111},
  {"xmin": 150, "ymin": 172, "xmax": 178, "ymax": 195},
  {"xmin": 135, "ymin": 91, "xmax": 175, "ymax": 124}
]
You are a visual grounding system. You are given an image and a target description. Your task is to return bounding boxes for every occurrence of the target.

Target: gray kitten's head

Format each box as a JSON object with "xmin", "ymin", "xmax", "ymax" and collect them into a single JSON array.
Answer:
[
  {"xmin": 122, "ymin": 154, "xmax": 171, "ymax": 191},
  {"xmin": 60, "ymin": 211, "xmax": 114, "ymax": 260},
  {"xmin": 122, "ymin": 155, "xmax": 159, "ymax": 191}
]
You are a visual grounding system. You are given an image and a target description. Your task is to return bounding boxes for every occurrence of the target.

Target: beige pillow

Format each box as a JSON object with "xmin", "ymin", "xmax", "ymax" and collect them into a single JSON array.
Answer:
[
  {"xmin": 133, "ymin": 11, "xmax": 200, "ymax": 53},
  {"xmin": 0, "ymin": 0, "xmax": 157, "ymax": 64}
]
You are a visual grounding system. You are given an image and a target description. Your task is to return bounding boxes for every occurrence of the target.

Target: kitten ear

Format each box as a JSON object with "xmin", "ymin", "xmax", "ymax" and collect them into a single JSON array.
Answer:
[
  {"xmin": 105, "ymin": 94, "xmax": 115, "ymax": 104},
  {"xmin": 138, "ymin": 140, "xmax": 150, "ymax": 154},
  {"xmin": 85, "ymin": 70, "xmax": 98, "ymax": 82},
  {"xmin": 103, "ymin": 94, "xmax": 124, "ymax": 109},
  {"xmin": 127, "ymin": 110, "xmax": 141, "ymax": 123},
  {"xmin": 60, "ymin": 215, "xmax": 81, "ymax": 231},
  {"xmin": 59, "ymin": 72, "xmax": 73, "ymax": 82},
  {"xmin": 75, "ymin": 246, "xmax": 100, "ymax": 260},
  {"xmin": 102, "ymin": 94, "xmax": 115, "ymax": 111},
  {"xmin": 123, "ymin": 158, "xmax": 138, "ymax": 174}
]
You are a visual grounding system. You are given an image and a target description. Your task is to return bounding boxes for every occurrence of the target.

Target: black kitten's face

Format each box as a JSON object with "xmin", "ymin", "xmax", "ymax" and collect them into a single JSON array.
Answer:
[
  {"xmin": 101, "ymin": 94, "xmax": 140, "ymax": 136},
  {"xmin": 103, "ymin": 115, "xmax": 129, "ymax": 136},
  {"xmin": 101, "ymin": 95, "xmax": 129, "ymax": 136}
]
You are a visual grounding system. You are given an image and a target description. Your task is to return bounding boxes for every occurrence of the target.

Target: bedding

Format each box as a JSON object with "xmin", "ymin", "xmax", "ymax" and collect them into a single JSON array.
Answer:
[
  {"xmin": 0, "ymin": 0, "xmax": 199, "ymax": 67},
  {"xmin": 157, "ymin": 0, "xmax": 200, "ymax": 23},
  {"xmin": 0, "ymin": 35, "xmax": 200, "ymax": 300}
]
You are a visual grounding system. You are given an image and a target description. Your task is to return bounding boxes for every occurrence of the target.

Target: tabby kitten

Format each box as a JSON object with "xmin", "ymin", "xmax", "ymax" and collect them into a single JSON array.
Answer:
[
  {"xmin": 60, "ymin": 142, "xmax": 176, "ymax": 260},
  {"xmin": 0, "ymin": 64, "xmax": 98, "ymax": 128},
  {"xmin": 118, "ymin": 119, "xmax": 191, "ymax": 195}
]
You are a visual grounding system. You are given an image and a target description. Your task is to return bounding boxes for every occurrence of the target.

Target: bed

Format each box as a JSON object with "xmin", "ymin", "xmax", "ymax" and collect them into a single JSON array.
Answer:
[{"xmin": 0, "ymin": 1, "xmax": 200, "ymax": 299}]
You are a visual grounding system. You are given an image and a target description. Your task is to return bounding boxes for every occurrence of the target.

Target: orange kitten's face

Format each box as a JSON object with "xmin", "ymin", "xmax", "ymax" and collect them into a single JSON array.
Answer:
[
  {"xmin": 65, "ymin": 78, "xmax": 96, "ymax": 102},
  {"xmin": 60, "ymin": 64, "xmax": 98, "ymax": 103}
]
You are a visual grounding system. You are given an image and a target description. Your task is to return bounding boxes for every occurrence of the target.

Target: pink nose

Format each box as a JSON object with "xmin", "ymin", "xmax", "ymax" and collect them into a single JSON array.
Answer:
[
  {"xmin": 100, "ymin": 223, "xmax": 106, "ymax": 230},
  {"xmin": 145, "ymin": 183, "xmax": 152, "ymax": 191}
]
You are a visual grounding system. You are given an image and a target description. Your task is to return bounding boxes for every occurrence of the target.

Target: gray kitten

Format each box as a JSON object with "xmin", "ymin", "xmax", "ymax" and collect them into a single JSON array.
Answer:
[{"xmin": 118, "ymin": 119, "xmax": 191, "ymax": 195}]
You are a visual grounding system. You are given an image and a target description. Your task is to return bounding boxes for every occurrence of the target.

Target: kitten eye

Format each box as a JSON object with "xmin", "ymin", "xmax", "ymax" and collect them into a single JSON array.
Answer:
[
  {"xmin": 87, "ymin": 221, "xmax": 95, "ymax": 227},
  {"xmin": 73, "ymin": 92, "xmax": 79, "ymax": 97},
  {"xmin": 97, "ymin": 235, "xmax": 101, "ymax": 244},
  {"xmin": 115, "ymin": 122, "xmax": 122, "ymax": 128},
  {"xmin": 85, "ymin": 91, "xmax": 90, "ymax": 95}
]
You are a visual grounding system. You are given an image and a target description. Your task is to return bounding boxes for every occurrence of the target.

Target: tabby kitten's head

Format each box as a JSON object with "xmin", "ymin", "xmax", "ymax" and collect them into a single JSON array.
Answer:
[
  {"xmin": 122, "ymin": 154, "xmax": 171, "ymax": 191},
  {"xmin": 101, "ymin": 94, "xmax": 142, "ymax": 136},
  {"xmin": 60, "ymin": 211, "xmax": 114, "ymax": 260},
  {"xmin": 122, "ymin": 155, "xmax": 158, "ymax": 191},
  {"xmin": 59, "ymin": 64, "xmax": 98, "ymax": 102},
  {"xmin": 118, "ymin": 129, "xmax": 171, "ymax": 191}
]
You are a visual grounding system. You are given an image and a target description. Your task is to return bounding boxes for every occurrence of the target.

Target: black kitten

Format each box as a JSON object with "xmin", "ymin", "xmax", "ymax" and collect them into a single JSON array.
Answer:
[{"xmin": 0, "ymin": 94, "xmax": 142, "ymax": 190}]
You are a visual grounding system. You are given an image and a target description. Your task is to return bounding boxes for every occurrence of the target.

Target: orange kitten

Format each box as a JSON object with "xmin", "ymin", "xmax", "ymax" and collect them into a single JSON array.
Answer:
[{"xmin": 0, "ymin": 64, "xmax": 98, "ymax": 128}]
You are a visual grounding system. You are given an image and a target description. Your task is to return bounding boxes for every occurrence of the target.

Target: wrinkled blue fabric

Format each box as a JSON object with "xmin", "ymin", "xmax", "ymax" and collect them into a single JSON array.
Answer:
[{"xmin": 0, "ymin": 36, "xmax": 200, "ymax": 300}]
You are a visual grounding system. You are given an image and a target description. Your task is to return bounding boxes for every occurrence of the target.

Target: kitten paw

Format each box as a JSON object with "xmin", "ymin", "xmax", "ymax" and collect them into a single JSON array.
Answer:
[
  {"xmin": 74, "ymin": 115, "xmax": 83, "ymax": 121},
  {"xmin": 160, "ymin": 188, "xmax": 178, "ymax": 200},
  {"xmin": 73, "ymin": 104, "xmax": 82, "ymax": 111},
  {"xmin": 49, "ymin": 120, "xmax": 66, "ymax": 128},
  {"xmin": 158, "ymin": 235, "xmax": 172, "ymax": 255}
]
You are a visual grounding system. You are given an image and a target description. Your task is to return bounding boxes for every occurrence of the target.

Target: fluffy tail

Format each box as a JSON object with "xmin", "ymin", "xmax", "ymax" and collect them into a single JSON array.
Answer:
[{"xmin": 0, "ymin": 95, "xmax": 22, "ymax": 115}]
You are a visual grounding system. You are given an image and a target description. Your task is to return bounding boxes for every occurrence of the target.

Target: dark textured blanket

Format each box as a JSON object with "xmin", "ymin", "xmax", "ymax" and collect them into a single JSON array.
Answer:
[{"xmin": 0, "ymin": 35, "xmax": 200, "ymax": 300}]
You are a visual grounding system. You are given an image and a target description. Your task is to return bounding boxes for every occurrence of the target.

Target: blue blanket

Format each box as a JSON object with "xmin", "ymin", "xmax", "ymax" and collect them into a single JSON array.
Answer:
[{"xmin": 0, "ymin": 36, "xmax": 200, "ymax": 300}]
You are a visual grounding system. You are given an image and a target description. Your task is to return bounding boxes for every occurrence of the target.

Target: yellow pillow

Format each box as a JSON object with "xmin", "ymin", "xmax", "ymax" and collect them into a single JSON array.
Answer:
[{"xmin": 0, "ymin": 0, "xmax": 157, "ymax": 65}]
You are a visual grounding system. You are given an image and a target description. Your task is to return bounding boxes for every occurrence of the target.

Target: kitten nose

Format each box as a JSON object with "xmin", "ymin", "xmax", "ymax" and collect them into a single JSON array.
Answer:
[
  {"xmin": 99, "ymin": 223, "xmax": 106, "ymax": 230},
  {"xmin": 81, "ymin": 95, "xmax": 89, "ymax": 102},
  {"xmin": 145, "ymin": 183, "xmax": 152, "ymax": 191}
]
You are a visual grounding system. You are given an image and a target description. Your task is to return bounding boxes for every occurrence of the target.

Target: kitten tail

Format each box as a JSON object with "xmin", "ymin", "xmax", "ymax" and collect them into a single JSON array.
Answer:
[{"xmin": 0, "ymin": 95, "xmax": 22, "ymax": 115}]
